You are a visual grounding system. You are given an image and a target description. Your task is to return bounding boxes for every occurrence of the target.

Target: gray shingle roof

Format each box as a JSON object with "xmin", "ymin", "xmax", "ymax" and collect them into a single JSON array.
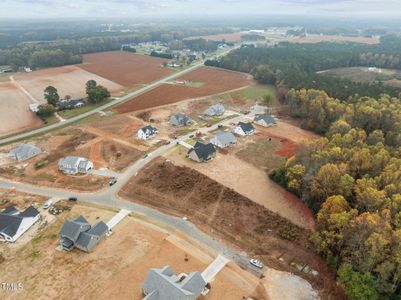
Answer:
[
  {"xmin": 203, "ymin": 104, "xmax": 225, "ymax": 116},
  {"xmin": 19, "ymin": 206, "xmax": 39, "ymax": 218},
  {"xmin": 9, "ymin": 144, "xmax": 41, "ymax": 161},
  {"xmin": 212, "ymin": 131, "xmax": 236, "ymax": 147},
  {"xmin": 143, "ymin": 265, "xmax": 206, "ymax": 300},
  {"xmin": 170, "ymin": 113, "xmax": 192, "ymax": 126},
  {"xmin": 188, "ymin": 142, "xmax": 216, "ymax": 162},
  {"xmin": 0, "ymin": 206, "xmax": 39, "ymax": 238},
  {"xmin": 254, "ymin": 114, "xmax": 276, "ymax": 125},
  {"xmin": 237, "ymin": 122, "xmax": 255, "ymax": 134}
]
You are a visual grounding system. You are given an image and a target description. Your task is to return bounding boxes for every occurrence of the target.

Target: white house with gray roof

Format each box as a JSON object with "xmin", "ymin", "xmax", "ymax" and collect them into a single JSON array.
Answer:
[
  {"xmin": 210, "ymin": 131, "xmax": 236, "ymax": 148},
  {"xmin": 0, "ymin": 206, "xmax": 40, "ymax": 242},
  {"xmin": 253, "ymin": 115, "xmax": 277, "ymax": 127},
  {"xmin": 58, "ymin": 156, "xmax": 93, "ymax": 175},
  {"xmin": 234, "ymin": 122, "xmax": 256, "ymax": 136},
  {"xmin": 59, "ymin": 215, "xmax": 109, "ymax": 252},
  {"xmin": 170, "ymin": 113, "xmax": 192, "ymax": 127},
  {"xmin": 9, "ymin": 144, "xmax": 41, "ymax": 162},
  {"xmin": 203, "ymin": 103, "xmax": 225, "ymax": 117},
  {"xmin": 137, "ymin": 125, "xmax": 158, "ymax": 140},
  {"xmin": 142, "ymin": 265, "xmax": 208, "ymax": 300}
]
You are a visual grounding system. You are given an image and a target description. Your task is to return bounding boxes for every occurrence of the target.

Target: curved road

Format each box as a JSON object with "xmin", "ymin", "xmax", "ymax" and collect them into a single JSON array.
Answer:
[
  {"xmin": 0, "ymin": 113, "xmax": 265, "ymax": 277},
  {"xmin": 0, "ymin": 47, "xmax": 237, "ymax": 146}
]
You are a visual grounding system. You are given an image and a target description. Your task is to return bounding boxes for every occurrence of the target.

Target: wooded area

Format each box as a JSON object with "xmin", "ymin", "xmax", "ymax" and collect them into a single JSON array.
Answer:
[
  {"xmin": 206, "ymin": 35, "xmax": 401, "ymax": 99},
  {"xmin": 271, "ymin": 89, "xmax": 401, "ymax": 299}
]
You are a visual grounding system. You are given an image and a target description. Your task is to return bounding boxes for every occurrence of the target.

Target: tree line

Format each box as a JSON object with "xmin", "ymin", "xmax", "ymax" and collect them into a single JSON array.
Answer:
[
  {"xmin": 271, "ymin": 89, "xmax": 401, "ymax": 299},
  {"xmin": 205, "ymin": 35, "xmax": 401, "ymax": 99}
]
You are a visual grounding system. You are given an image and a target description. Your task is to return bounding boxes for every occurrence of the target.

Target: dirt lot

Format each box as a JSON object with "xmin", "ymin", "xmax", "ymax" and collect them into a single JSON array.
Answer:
[
  {"xmin": 14, "ymin": 65, "xmax": 123, "ymax": 101},
  {"xmin": 79, "ymin": 51, "xmax": 173, "ymax": 87},
  {"xmin": 0, "ymin": 203, "xmax": 264, "ymax": 300},
  {"xmin": 0, "ymin": 129, "xmax": 109, "ymax": 191},
  {"xmin": 115, "ymin": 67, "xmax": 253, "ymax": 113},
  {"xmin": 288, "ymin": 35, "xmax": 380, "ymax": 45},
  {"xmin": 119, "ymin": 158, "xmax": 340, "ymax": 297},
  {"xmin": 0, "ymin": 82, "xmax": 42, "ymax": 137}
]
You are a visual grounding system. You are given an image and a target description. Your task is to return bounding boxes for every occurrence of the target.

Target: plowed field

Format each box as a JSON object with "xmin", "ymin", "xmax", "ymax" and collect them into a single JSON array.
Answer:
[
  {"xmin": 79, "ymin": 51, "xmax": 173, "ymax": 87},
  {"xmin": 116, "ymin": 67, "xmax": 253, "ymax": 113}
]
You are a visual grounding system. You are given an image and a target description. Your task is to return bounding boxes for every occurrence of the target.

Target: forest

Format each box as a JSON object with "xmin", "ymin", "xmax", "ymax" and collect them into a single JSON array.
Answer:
[
  {"xmin": 271, "ymin": 89, "xmax": 401, "ymax": 299},
  {"xmin": 205, "ymin": 35, "xmax": 401, "ymax": 99}
]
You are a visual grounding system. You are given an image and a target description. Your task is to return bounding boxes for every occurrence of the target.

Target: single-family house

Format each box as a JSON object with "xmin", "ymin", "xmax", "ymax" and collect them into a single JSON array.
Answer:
[
  {"xmin": 58, "ymin": 156, "xmax": 93, "ymax": 175},
  {"xmin": 210, "ymin": 131, "xmax": 236, "ymax": 148},
  {"xmin": 234, "ymin": 122, "xmax": 256, "ymax": 136},
  {"xmin": 170, "ymin": 113, "xmax": 192, "ymax": 127},
  {"xmin": 0, "ymin": 206, "xmax": 40, "ymax": 242},
  {"xmin": 203, "ymin": 104, "xmax": 225, "ymax": 117},
  {"xmin": 142, "ymin": 265, "xmax": 208, "ymax": 300},
  {"xmin": 250, "ymin": 104, "xmax": 268, "ymax": 115},
  {"xmin": 9, "ymin": 144, "xmax": 41, "ymax": 161},
  {"xmin": 187, "ymin": 142, "xmax": 216, "ymax": 163},
  {"xmin": 29, "ymin": 103, "xmax": 40, "ymax": 113},
  {"xmin": 137, "ymin": 125, "xmax": 158, "ymax": 140},
  {"xmin": 253, "ymin": 115, "xmax": 277, "ymax": 127},
  {"xmin": 59, "ymin": 215, "xmax": 109, "ymax": 252},
  {"xmin": 57, "ymin": 99, "xmax": 86, "ymax": 110}
]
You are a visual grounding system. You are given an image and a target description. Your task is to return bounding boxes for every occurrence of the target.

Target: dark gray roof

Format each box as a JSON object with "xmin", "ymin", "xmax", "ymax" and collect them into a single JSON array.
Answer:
[
  {"xmin": 213, "ymin": 131, "xmax": 236, "ymax": 146},
  {"xmin": 140, "ymin": 125, "xmax": 158, "ymax": 136},
  {"xmin": 0, "ymin": 214, "xmax": 22, "ymax": 237},
  {"xmin": 2, "ymin": 206, "xmax": 18, "ymax": 215},
  {"xmin": 60, "ymin": 219, "xmax": 90, "ymax": 243},
  {"xmin": 188, "ymin": 142, "xmax": 216, "ymax": 161},
  {"xmin": 170, "ymin": 113, "xmax": 192, "ymax": 126},
  {"xmin": 9, "ymin": 144, "xmax": 41, "ymax": 161},
  {"xmin": 87, "ymin": 221, "xmax": 108, "ymax": 237},
  {"xmin": 19, "ymin": 206, "xmax": 39, "ymax": 218},
  {"xmin": 237, "ymin": 122, "xmax": 255, "ymax": 133},
  {"xmin": 254, "ymin": 114, "xmax": 276, "ymax": 124},
  {"xmin": 75, "ymin": 215, "xmax": 89, "ymax": 224}
]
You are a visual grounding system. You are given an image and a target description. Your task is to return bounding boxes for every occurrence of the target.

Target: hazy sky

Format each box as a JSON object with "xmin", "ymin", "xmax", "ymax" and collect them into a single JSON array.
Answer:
[{"xmin": 1, "ymin": 0, "xmax": 401, "ymax": 19}]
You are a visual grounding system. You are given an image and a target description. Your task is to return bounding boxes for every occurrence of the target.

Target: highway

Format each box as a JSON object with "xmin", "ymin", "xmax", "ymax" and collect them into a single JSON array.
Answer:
[{"xmin": 0, "ymin": 47, "xmax": 237, "ymax": 146}]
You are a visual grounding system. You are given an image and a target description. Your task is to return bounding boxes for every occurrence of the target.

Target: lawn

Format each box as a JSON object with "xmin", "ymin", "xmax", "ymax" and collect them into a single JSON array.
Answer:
[
  {"xmin": 217, "ymin": 84, "xmax": 276, "ymax": 103},
  {"xmin": 58, "ymin": 100, "xmax": 112, "ymax": 119}
]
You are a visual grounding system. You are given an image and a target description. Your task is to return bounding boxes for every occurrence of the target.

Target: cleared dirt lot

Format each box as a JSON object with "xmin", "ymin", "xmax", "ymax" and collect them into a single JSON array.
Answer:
[
  {"xmin": 79, "ymin": 51, "xmax": 173, "ymax": 87},
  {"xmin": 0, "ymin": 204, "xmax": 263, "ymax": 300},
  {"xmin": 288, "ymin": 35, "xmax": 380, "ymax": 45},
  {"xmin": 115, "ymin": 67, "xmax": 253, "ymax": 113},
  {"xmin": 0, "ymin": 82, "xmax": 42, "ymax": 137},
  {"xmin": 119, "ymin": 158, "xmax": 340, "ymax": 297},
  {"xmin": 14, "ymin": 65, "xmax": 123, "ymax": 101}
]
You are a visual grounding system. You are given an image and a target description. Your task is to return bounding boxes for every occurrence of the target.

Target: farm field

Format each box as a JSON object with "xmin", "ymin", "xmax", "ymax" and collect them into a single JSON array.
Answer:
[
  {"xmin": 14, "ymin": 65, "xmax": 123, "ymax": 102},
  {"xmin": 185, "ymin": 32, "xmax": 245, "ymax": 42},
  {"xmin": 119, "ymin": 158, "xmax": 336, "ymax": 296},
  {"xmin": 0, "ymin": 82, "xmax": 42, "ymax": 137},
  {"xmin": 0, "ymin": 203, "xmax": 265, "ymax": 300},
  {"xmin": 115, "ymin": 67, "xmax": 253, "ymax": 113},
  {"xmin": 319, "ymin": 66, "xmax": 401, "ymax": 87},
  {"xmin": 79, "ymin": 51, "xmax": 173, "ymax": 87}
]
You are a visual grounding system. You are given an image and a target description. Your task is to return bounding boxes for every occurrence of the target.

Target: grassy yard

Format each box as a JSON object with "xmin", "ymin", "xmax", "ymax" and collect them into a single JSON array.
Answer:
[
  {"xmin": 0, "ymin": 73, "xmax": 12, "ymax": 82},
  {"xmin": 217, "ymin": 85, "xmax": 276, "ymax": 104},
  {"xmin": 58, "ymin": 100, "xmax": 112, "ymax": 119}
]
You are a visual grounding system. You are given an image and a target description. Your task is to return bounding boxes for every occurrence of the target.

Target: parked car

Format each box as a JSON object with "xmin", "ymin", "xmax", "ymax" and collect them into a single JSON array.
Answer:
[
  {"xmin": 68, "ymin": 197, "xmax": 77, "ymax": 202},
  {"xmin": 249, "ymin": 259, "xmax": 264, "ymax": 269},
  {"xmin": 189, "ymin": 134, "xmax": 194, "ymax": 138},
  {"xmin": 217, "ymin": 124, "xmax": 223, "ymax": 128},
  {"xmin": 109, "ymin": 178, "xmax": 117, "ymax": 186},
  {"xmin": 143, "ymin": 154, "xmax": 148, "ymax": 159},
  {"xmin": 43, "ymin": 200, "xmax": 53, "ymax": 209}
]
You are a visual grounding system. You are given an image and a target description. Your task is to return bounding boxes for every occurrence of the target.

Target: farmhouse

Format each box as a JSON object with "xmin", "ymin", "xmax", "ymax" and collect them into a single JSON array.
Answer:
[
  {"xmin": 137, "ymin": 125, "xmax": 158, "ymax": 140},
  {"xmin": 203, "ymin": 104, "xmax": 225, "ymax": 117},
  {"xmin": 9, "ymin": 144, "xmax": 41, "ymax": 162},
  {"xmin": 187, "ymin": 141, "xmax": 216, "ymax": 163},
  {"xmin": 57, "ymin": 99, "xmax": 86, "ymax": 110},
  {"xmin": 29, "ymin": 103, "xmax": 40, "ymax": 113},
  {"xmin": 58, "ymin": 156, "xmax": 93, "ymax": 175},
  {"xmin": 142, "ymin": 265, "xmax": 208, "ymax": 300},
  {"xmin": 254, "ymin": 115, "xmax": 277, "ymax": 127},
  {"xmin": 59, "ymin": 215, "xmax": 109, "ymax": 253},
  {"xmin": 234, "ymin": 122, "xmax": 256, "ymax": 136},
  {"xmin": 210, "ymin": 131, "xmax": 237, "ymax": 148},
  {"xmin": 170, "ymin": 113, "xmax": 192, "ymax": 127},
  {"xmin": 0, "ymin": 206, "xmax": 40, "ymax": 242}
]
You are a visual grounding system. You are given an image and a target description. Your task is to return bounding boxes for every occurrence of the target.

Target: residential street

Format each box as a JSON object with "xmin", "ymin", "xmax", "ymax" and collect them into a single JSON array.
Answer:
[{"xmin": 0, "ymin": 113, "xmax": 265, "ymax": 277}]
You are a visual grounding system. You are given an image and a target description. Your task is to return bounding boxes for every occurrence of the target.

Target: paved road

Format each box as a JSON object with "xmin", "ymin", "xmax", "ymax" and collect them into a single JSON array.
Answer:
[
  {"xmin": 0, "ymin": 113, "xmax": 265, "ymax": 277},
  {"xmin": 0, "ymin": 47, "xmax": 237, "ymax": 146}
]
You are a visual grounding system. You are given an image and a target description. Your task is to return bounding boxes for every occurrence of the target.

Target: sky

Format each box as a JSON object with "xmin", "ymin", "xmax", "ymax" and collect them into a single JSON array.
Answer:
[{"xmin": 1, "ymin": 0, "xmax": 401, "ymax": 19}]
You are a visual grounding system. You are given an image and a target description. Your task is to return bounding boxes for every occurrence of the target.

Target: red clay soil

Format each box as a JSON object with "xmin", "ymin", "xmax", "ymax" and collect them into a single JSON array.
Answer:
[
  {"xmin": 78, "ymin": 51, "xmax": 173, "ymax": 87},
  {"xmin": 115, "ymin": 67, "xmax": 253, "ymax": 113},
  {"xmin": 258, "ymin": 131, "xmax": 298, "ymax": 158}
]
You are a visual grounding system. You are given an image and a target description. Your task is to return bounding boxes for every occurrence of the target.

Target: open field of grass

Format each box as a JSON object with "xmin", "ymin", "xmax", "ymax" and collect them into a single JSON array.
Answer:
[
  {"xmin": 217, "ymin": 84, "xmax": 276, "ymax": 103},
  {"xmin": 58, "ymin": 100, "xmax": 112, "ymax": 119},
  {"xmin": 319, "ymin": 66, "xmax": 401, "ymax": 87}
]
